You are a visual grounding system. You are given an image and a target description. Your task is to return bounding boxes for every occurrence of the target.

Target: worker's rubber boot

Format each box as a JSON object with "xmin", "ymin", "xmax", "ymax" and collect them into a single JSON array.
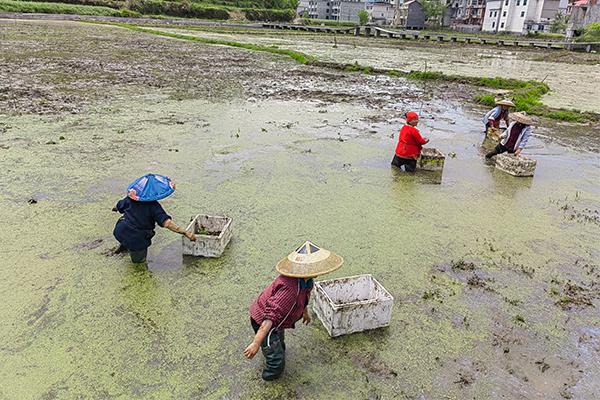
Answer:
[{"xmin": 260, "ymin": 330, "xmax": 286, "ymax": 381}]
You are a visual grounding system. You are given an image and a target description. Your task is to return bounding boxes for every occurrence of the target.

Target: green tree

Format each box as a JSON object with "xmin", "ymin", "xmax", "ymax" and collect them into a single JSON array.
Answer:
[
  {"xmin": 576, "ymin": 22, "xmax": 600, "ymax": 42},
  {"xmin": 358, "ymin": 10, "xmax": 369, "ymax": 25},
  {"xmin": 421, "ymin": 0, "xmax": 448, "ymax": 25},
  {"xmin": 550, "ymin": 10, "xmax": 569, "ymax": 33}
]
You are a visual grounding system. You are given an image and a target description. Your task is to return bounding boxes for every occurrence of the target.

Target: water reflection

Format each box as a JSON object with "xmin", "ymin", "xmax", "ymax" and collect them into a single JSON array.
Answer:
[{"xmin": 391, "ymin": 166, "xmax": 443, "ymax": 185}]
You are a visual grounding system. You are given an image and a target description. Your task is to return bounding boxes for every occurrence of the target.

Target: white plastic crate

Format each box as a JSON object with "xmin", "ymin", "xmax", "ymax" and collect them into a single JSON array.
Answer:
[
  {"xmin": 312, "ymin": 274, "xmax": 393, "ymax": 337},
  {"xmin": 494, "ymin": 153, "xmax": 537, "ymax": 177},
  {"xmin": 417, "ymin": 148, "xmax": 445, "ymax": 171},
  {"xmin": 182, "ymin": 214, "xmax": 232, "ymax": 257}
]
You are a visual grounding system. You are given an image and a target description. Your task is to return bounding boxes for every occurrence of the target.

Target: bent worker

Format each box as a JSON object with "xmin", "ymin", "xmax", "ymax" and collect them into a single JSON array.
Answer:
[
  {"xmin": 482, "ymin": 99, "xmax": 515, "ymax": 133},
  {"xmin": 391, "ymin": 111, "xmax": 429, "ymax": 172},
  {"xmin": 112, "ymin": 173, "xmax": 196, "ymax": 264},
  {"xmin": 244, "ymin": 241, "xmax": 343, "ymax": 381},
  {"xmin": 485, "ymin": 111, "xmax": 534, "ymax": 158}
]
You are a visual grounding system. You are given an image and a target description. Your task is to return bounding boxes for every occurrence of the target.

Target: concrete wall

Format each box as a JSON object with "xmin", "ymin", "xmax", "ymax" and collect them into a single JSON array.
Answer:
[
  {"xmin": 396, "ymin": 1, "xmax": 426, "ymax": 29},
  {"xmin": 566, "ymin": 4, "xmax": 600, "ymax": 39},
  {"xmin": 339, "ymin": 2, "xmax": 367, "ymax": 22}
]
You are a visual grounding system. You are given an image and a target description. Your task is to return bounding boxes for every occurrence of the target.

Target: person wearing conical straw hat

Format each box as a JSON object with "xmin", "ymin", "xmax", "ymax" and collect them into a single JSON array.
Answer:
[
  {"xmin": 482, "ymin": 99, "xmax": 516, "ymax": 133},
  {"xmin": 244, "ymin": 241, "xmax": 343, "ymax": 381},
  {"xmin": 112, "ymin": 174, "xmax": 196, "ymax": 264},
  {"xmin": 485, "ymin": 111, "xmax": 534, "ymax": 158}
]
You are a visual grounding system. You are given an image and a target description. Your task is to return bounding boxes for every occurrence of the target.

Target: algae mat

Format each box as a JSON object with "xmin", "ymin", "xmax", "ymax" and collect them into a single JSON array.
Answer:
[{"xmin": 1, "ymin": 20, "xmax": 599, "ymax": 399}]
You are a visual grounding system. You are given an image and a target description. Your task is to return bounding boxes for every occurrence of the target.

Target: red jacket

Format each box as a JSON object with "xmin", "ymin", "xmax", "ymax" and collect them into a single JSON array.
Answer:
[
  {"xmin": 250, "ymin": 275, "xmax": 312, "ymax": 330},
  {"xmin": 395, "ymin": 125, "xmax": 427, "ymax": 158}
]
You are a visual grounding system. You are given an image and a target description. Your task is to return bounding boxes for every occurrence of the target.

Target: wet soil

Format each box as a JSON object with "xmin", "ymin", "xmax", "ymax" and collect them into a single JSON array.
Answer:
[{"xmin": 1, "ymin": 19, "xmax": 599, "ymax": 400}]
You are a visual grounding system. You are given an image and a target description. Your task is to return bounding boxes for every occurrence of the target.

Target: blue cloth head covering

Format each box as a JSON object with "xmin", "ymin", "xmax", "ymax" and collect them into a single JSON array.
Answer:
[{"xmin": 127, "ymin": 174, "xmax": 175, "ymax": 202}]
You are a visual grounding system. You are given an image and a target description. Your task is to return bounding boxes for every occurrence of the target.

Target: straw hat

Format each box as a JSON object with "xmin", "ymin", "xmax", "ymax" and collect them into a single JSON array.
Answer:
[
  {"xmin": 509, "ymin": 111, "xmax": 534, "ymax": 125},
  {"xmin": 276, "ymin": 241, "xmax": 343, "ymax": 278},
  {"xmin": 496, "ymin": 99, "xmax": 516, "ymax": 107}
]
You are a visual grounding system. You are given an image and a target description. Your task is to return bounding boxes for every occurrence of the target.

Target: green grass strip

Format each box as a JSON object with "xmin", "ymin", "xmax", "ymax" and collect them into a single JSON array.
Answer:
[
  {"xmin": 90, "ymin": 21, "xmax": 310, "ymax": 64},
  {"xmin": 410, "ymin": 70, "xmax": 597, "ymax": 123}
]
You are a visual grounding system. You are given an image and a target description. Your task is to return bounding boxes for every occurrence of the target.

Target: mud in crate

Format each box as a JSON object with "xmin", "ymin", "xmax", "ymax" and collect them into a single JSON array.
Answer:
[
  {"xmin": 493, "ymin": 153, "xmax": 537, "ymax": 177},
  {"xmin": 417, "ymin": 148, "xmax": 445, "ymax": 171},
  {"xmin": 182, "ymin": 214, "xmax": 232, "ymax": 257},
  {"xmin": 312, "ymin": 274, "xmax": 393, "ymax": 337}
]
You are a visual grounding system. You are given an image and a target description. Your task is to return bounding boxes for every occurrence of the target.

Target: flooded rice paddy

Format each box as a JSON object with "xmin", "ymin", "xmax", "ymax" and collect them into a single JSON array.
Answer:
[
  {"xmin": 0, "ymin": 19, "xmax": 599, "ymax": 399},
  {"xmin": 153, "ymin": 26, "xmax": 600, "ymax": 113}
]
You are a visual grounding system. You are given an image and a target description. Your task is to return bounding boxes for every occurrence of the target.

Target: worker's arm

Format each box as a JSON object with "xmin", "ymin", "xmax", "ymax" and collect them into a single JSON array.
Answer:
[
  {"xmin": 244, "ymin": 319, "xmax": 273, "ymax": 359},
  {"xmin": 302, "ymin": 308, "xmax": 311, "ymax": 325},
  {"xmin": 162, "ymin": 219, "xmax": 196, "ymax": 241}
]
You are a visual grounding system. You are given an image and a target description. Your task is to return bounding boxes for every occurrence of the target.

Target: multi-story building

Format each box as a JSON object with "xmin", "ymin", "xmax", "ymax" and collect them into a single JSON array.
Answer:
[
  {"xmin": 365, "ymin": 1, "xmax": 397, "ymax": 25},
  {"xmin": 300, "ymin": 0, "xmax": 367, "ymax": 22},
  {"xmin": 450, "ymin": 0, "xmax": 486, "ymax": 27},
  {"xmin": 482, "ymin": 0, "xmax": 568, "ymax": 33}
]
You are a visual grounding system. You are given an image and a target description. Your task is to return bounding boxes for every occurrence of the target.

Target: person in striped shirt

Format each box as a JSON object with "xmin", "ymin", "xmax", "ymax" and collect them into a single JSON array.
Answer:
[{"xmin": 244, "ymin": 241, "xmax": 343, "ymax": 381}]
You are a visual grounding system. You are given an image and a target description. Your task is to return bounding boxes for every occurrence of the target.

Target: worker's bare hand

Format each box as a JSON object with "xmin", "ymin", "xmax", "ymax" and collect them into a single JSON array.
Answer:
[
  {"xmin": 423, "ymin": 138, "xmax": 430, "ymax": 144},
  {"xmin": 302, "ymin": 310, "xmax": 311, "ymax": 325},
  {"xmin": 185, "ymin": 231, "xmax": 196, "ymax": 241},
  {"xmin": 244, "ymin": 343, "xmax": 260, "ymax": 359},
  {"xmin": 514, "ymin": 149, "xmax": 522, "ymax": 156}
]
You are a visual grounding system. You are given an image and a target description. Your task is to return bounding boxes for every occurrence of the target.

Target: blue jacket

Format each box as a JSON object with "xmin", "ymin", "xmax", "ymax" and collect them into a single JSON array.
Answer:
[
  {"xmin": 482, "ymin": 106, "xmax": 509, "ymax": 125},
  {"xmin": 113, "ymin": 197, "xmax": 170, "ymax": 251}
]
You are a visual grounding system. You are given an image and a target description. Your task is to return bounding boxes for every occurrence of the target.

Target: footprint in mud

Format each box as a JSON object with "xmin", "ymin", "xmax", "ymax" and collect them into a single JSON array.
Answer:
[
  {"xmin": 349, "ymin": 352, "xmax": 398, "ymax": 378},
  {"xmin": 76, "ymin": 238, "xmax": 105, "ymax": 250},
  {"xmin": 101, "ymin": 243, "xmax": 127, "ymax": 257}
]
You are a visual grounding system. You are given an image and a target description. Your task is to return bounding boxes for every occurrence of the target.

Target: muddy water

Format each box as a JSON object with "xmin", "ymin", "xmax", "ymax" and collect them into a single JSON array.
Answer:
[
  {"xmin": 1, "ymin": 20, "xmax": 599, "ymax": 399},
  {"xmin": 157, "ymin": 27, "xmax": 600, "ymax": 113}
]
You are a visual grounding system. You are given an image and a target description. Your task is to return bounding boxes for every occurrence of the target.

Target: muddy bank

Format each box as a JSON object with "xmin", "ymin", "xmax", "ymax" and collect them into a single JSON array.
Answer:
[
  {"xmin": 0, "ymin": 19, "xmax": 599, "ymax": 400},
  {"xmin": 149, "ymin": 24, "xmax": 600, "ymax": 113}
]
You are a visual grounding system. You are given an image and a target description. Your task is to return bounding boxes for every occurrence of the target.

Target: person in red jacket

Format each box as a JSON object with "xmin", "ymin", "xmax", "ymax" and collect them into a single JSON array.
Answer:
[
  {"xmin": 244, "ymin": 241, "xmax": 343, "ymax": 381},
  {"xmin": 391, "ymin": 111, "xmax": 429, "ymax": 172}
]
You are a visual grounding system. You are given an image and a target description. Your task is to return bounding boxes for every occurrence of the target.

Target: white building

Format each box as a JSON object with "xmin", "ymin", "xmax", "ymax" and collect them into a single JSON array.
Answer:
[
  {"xmin": 365, "ymin": 1, "xmax": 396, "ymax": 25},
  {"xmin": 301, "ymin": 0, "xmax": 367, "ymax": 21},
  {"xmin": 482, "ymin": 0, "xmax": 568, "ymax": 34}
]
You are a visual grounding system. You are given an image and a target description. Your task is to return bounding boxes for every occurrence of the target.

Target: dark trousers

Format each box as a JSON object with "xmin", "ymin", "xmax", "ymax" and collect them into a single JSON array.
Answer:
[
  {"xmin": 251, "ymin": 318, "xmax": 286, "ymax": 381},
  {"xmin": 116, "ymin": 244, "xmax": 148, "ymax": 263},
  {"xmin": 485, "ymin": 143, "xmax": 514, "ymax": 159},
  {"xmin": 391, "ymin": 154, "xmax": 417, "ymax": 172}
]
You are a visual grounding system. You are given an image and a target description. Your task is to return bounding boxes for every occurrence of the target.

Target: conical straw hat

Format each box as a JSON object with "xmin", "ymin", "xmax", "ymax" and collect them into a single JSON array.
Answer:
[
  {"xmin": 276, "ymin": 241, "xmax": 343, "ymax": 278},
  {"xmin": 496, "ymin": 99, "xmax": 516, "ymax": 107},
  {"xmin": 509, "ymin": 111, "xmax": 534, "ymax": 125},
  {"xmin": 127, "ymin": 173, "xmax": 175, "ymax": 202}
]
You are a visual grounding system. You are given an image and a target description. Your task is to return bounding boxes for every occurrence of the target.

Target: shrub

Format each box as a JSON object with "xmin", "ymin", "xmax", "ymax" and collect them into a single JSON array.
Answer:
[
  {"xmin": 243, "ymin": 8, "xmax": 295, "ymax": 22},
  {"xmin": 474, "ymin": 94, "xmax": 495, "ymax": 107}
]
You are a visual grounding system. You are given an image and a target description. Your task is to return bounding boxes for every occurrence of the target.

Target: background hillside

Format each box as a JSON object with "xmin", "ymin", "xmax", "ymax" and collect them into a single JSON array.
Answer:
[{"xmin": 0, "ymin": 0, "xmax": 299, "ymax": 21}]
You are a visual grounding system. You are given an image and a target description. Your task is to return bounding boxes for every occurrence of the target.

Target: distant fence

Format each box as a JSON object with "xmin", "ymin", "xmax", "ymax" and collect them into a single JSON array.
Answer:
[
  {"xmin": 263, "ymin": 24, "xmax": 600, "ymax": 52},
  {"xmin": 1, "ymin": 13, "xmax": 597, "ymax": 52}
]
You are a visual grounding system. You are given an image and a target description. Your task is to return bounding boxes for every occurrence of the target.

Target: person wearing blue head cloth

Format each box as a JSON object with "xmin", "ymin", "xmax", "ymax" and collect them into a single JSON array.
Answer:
[{"xmin": 112, "ymin": 174, "xmax": 196, "ymax": 264}]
